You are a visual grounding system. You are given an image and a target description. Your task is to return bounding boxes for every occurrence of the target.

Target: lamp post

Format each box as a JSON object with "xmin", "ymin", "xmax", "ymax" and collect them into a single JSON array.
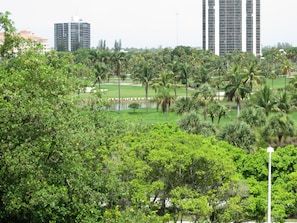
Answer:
[{"xmin": 267, "ymin": 146, "xmax": 274, "ymax": 223}]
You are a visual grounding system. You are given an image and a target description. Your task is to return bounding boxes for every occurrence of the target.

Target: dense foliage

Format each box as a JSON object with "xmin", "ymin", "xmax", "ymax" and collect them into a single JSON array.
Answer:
[{"xmin": 2, "ymin": 12, "xmax": 297, "ymax": 223}]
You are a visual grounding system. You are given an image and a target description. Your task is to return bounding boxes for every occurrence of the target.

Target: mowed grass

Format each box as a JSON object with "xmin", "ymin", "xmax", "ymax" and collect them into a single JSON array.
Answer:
[
  {"xmin": 99, "ymin": 76, "xmax": 291, "ymax": 99},
  {"xmin": 265, "ymin": 76, "xmax": 291, "ymax": 90},
  {"xmin": 99, "ymin": 84, "xmax": 189, "ymax": 99},
  {"xmin": 107, "ymin": 107, "xmax": 182, "ymax": 125}
]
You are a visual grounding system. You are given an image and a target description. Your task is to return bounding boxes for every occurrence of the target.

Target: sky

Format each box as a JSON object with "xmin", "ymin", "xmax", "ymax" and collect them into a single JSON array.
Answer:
[{"xmin": 2, "ymin": 0, "xmax": 297, "ymax": 49}]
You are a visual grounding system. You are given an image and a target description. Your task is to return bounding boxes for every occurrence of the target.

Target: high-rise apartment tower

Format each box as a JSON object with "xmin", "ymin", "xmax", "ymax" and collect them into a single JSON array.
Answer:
[
  {"xmin": 54, "ymin": 16, "xmax": 90, "ymax": 51},
  {"xmin": 203, "ymin": 0, "xmax": 260, "ymax": 55}
]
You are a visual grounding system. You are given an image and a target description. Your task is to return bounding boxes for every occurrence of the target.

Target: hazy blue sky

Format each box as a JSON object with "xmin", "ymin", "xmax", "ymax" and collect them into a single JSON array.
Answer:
[{"xmin": 2, "ymin": 0, "xmax": 297, "ymax": 49}]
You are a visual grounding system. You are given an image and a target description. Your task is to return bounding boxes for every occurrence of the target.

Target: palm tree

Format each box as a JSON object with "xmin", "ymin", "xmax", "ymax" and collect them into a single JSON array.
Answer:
[
  {"xmin": 263, "ymin": 113, "xmax": 295, "ymax": 146},
  {"xmin": 207, "ymin": 101, "xmax": 228, "ymax": 124},
  {"xmin": 169, "ymin": 61, "xmax": 184, "ymax": 98},
  {"xmin": 275, "ymin": 91, "xmax": 292, "ymax": 114},
  {"xmin": 132, "ymin": 59, "xmax": 156, "ymax": 112},
  {"xmin": 111, "ymin": 40, "xmax": 126, "ymax": 112},
  {"xmin": 93, "ymin": 63, "xmax": 108, "ymax": 89},
  {"xmin": 280, "ymin": 58, "xmax": 293, "ymax": 91},
  {"xmin": 178, "ymin": 111, "xmax": 216, "ymax": 137},
  {"xmin": 239, "ymin": 107, "xmax": 266, "ymax": 128},
  {"xmin": 218, "ymin": 121, "xmax": 256, "ymax": 153},
  {"xmin": 173, "ymin": 97, "xmax": 197, "ymax": 115},
  {"xmin": 151, "ymin": 69, "xmax": 173, "ymax": 92},
  {"xmin": 209, "ymin": 56, "xmax": 227, "ymax": 101},
  {"xmin": 192, "ymin": 83, "xmax": 216, "ymax": 121},
  {"xmin": 192, "ymin": 65, "xmax": 211, "ymax": 89},
  {"xmin": 224, "ymin": 72, "xmax": 251, "ymax": 117},
  {"xmin": 242, "ymin": 62, "xmax": 265, "ymax": 92},
  {"xmin": 250, "ymin": 85, "xmax": 277, "ymax": 117},
  {"xmin": 155, "ymin": 87, "xmax": 175, "ymax": 121},
  {"xmin": 179, "ymin": 62, "xmax": 192, "ymax": 99}
]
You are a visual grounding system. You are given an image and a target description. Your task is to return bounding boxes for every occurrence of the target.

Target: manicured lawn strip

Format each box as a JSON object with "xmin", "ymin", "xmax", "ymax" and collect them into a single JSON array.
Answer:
[
  {"xmin": 99, "ymin": 84, "xmax": 189, "ymax": 99},
  {"xmin": 107, "ymin": 108, "xmax": 182, "ymax": 125},
  {"xmin": 95, "ymin": 77, "xmax": 290, "ymax": 99},
  {"xmin": 265, "ymin": 76, "xmax": 290, "ymax": 90}
]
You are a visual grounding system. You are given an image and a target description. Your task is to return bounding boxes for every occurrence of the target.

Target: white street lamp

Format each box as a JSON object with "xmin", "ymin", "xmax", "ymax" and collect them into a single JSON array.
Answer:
[{"xmin": 267, "ymin": 146, "xmax": 274, "ymax": 223}]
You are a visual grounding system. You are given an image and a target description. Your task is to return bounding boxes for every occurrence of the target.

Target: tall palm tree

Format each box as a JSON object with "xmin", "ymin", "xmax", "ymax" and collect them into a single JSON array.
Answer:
[
  {"xmin": 242, "ymin": 62, "xmax": 265, "ymax": 92},
  {"xmin": 173, "ymin": 97, "xmax": 197, "ymax": 115},
  {"xmin": 275, "ymin": 91, "xmax": 292, "ymax": 114},
  {"xmin": 264, "ymin": 113, "xmax": 295, "ymax": 146},
  {"xmin": 209, "ymin": 56, "xmax": 227, "ymax": 101},
  {"xmin": 280, "ymin": 58, "xmax": 293, "ymax": 91},
  {"xmin": 239, "ymin": 107, "xmax": 266, "ymax": 128},
  {"xmin": 155, "ymin": 87, "xmax": 175, "ymax": 121},
  {"xmin": 111, "ymin": 40, "xmax": 126, "ymax": 112},
  {"xmin": 93, "ymin": 63, "xmax": 108, "ymax": 89},
  {"xmin": 132, "ymin": 59, "xmax": 156, "ymax": 112},
  {"xmin": 250, "ymin": 85, "xmax": 277, "ymax": 117},
  {"xmin": 179, "ymin": 62, "xmax": 192, "ymax": 99},
  {"xmin": 225, "ymin": 72, "xmax": 251, "ymax": 117},
  {"xmin": 151, "ymin": 69, "xmax": 173, "ymax": 92},
  {"xmin": 193, "ymin": 83, "xmax": 216, "ymax": 121}
]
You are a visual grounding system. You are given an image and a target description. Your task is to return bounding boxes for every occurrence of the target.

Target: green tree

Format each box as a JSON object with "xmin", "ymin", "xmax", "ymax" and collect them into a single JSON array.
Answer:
[
  {"xmin": 128, "ymin": 102, "xmax": 141, "ymax": 113},
  {"xmin": 0, "ymin": 11, "xmax": 22, "ymax": 58},
  {"xmin": 0, "ymin": 50, "xmax": 110, "ymax": 222},
  {"xmin": 192, "ymin": 83, "xmax": 216, "ymax": 121},
  {"xmin": 263, "ymin": 113, "xmax": 295, "ymax": 146},
  {"xmin": 131, "ymin": 58, "xmax": 156, "ymax": 112},
  {"xmin": 107, "ymin": 123, "xmax": 248, "ymax": 222},
  {"xmin": 239, "ymin": 107, "xmax": 266, "ymax": 128},
  {"xmin": 179, "ymin": 62, "xmax": 192, "ymax": 98},
  {"xmin": 173, "ymin": 97, "xmax": 197, "ymax": 115},
  {"xmin": 275, "ymin": 91, "xmax": 293, "ymax": 114},
  {"xmin": 154, "ymin": 87, "xmax": 175, "ymax": 120},
  {"xmin": 242, "ymin": 62, "xmax": 265, "ymax": 92},
  {"xmin": 218, "ymin": 121, "xmax": 257, "ymax": 153},
  {"xmin": 111, "ymin": 40, "xmax": 126, "ymax": 112},
  {"xmin": 93, "ymin": 62, "xmax": 108, "ymax": 88},
  {"xmin": 250, "ymin": 85, "xmax": 277, "ymax": 117},
  {"xmin": 207, "ymin": 101, "xmax": 229, "ymax": 124},
  {"xmin": 225, "ymin": 69, "xmax": 251, "ymax": 117},
  {"xmin": 178, "ymin": 112, "xmax": 216, "ymax": 137}
]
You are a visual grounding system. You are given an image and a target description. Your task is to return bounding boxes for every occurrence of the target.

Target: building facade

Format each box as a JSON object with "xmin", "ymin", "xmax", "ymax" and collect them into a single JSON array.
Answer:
[
  {"xmin": 203, "ymin": 0, "xmax": 260, "ymax": 55},
  {"xmin": 54, "ymin": 16, "xmax": 90, "ymax": 51},
  {"xmin": 0, "ymin": 29, "xmax": 51, "ymax": 53}
]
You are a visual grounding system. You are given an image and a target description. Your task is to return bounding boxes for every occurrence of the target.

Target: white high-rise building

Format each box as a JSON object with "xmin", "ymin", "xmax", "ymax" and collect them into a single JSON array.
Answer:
[
  {"xmin": 203, "ymin": 0, "xmax": 260, "ymax": 55},
  {"xmin": 54, "ymin": 16, "xmax": 90, "ymax": 52}
]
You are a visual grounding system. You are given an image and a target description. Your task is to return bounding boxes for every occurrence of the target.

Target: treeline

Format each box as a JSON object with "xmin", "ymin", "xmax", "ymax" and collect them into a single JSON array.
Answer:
[
  {"xmin": 72, "ymin": 40, "xmax": 297, "ymax": 149},
  {"xmin": 1, "ymin": 11, "xmax": 297, "ymax": 222}
]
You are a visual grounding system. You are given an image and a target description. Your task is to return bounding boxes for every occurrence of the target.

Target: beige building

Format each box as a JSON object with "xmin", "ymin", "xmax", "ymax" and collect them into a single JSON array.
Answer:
[{"xmin": 0, "ymin": 29, "xmax": 51, "ymax": 53}]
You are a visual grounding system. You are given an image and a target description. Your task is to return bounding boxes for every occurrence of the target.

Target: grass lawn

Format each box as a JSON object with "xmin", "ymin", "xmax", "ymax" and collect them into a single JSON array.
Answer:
[
  {"xmin": 97, "ymin": 76, "xmax": 290, "ymax": 99},
  {"xmin": 107, "ymin": 107, "xmax": 182, "ymax": 125},
  {"xmin": 265, "ymin": 76, "xmax": 289, "ymax": 90},
  {"xmin": 99, "ymin": 84, "xmax": 189, "ymax": 99}
]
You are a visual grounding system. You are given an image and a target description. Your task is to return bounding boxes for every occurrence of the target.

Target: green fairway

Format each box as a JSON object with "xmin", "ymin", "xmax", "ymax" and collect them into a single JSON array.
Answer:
[
  {"xmin": 99, "ymin": 83, "xmax": 189, "ymax": 99},
  {"xmin": 265, "ymin": 76, "xmax": 292, "ymax": 90},
  {"xmin": 107, "ymin": 107, "xmax": 182, "ymax": 125}
]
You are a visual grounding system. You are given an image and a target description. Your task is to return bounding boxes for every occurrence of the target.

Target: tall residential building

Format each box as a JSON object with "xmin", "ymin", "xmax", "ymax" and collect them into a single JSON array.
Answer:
[
  {"xmin": 203, "ymin": 0, "xmax": 260, "ymax": 55},
  {"xmin": 0, "ymin": 29, "xmax": 51, "ymax": 53},
  {"xmin": 54, "ymin": 16, "xmax": 90, "ymax": 52}
]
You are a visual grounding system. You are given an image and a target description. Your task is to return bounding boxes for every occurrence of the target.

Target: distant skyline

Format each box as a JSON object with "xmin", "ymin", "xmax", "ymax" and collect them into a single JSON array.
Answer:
[{"xmin": 2, "ymin": 0, "xmax": 297, "ymax": 49}]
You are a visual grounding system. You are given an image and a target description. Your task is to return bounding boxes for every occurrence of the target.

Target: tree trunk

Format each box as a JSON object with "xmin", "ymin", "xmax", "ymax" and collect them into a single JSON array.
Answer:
[
  {"xmin": 236, "ymin": 101, "xmax": 241, "ymax": 117},
  {"xmin": 145, "ymin": 84, "xmax": 149, "ymax": 113}
]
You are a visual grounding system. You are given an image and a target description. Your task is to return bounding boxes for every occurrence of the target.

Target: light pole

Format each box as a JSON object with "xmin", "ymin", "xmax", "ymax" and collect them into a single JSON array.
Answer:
[{"xmin": 267, "ymin": 146, "xmax": 274, "ymax": 223}]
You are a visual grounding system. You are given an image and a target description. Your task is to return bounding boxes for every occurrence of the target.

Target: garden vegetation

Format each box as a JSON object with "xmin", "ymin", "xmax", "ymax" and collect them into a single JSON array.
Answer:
[{"xmin": 2, "ymin": 11, "xmax": 297, "ymax": 223}]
